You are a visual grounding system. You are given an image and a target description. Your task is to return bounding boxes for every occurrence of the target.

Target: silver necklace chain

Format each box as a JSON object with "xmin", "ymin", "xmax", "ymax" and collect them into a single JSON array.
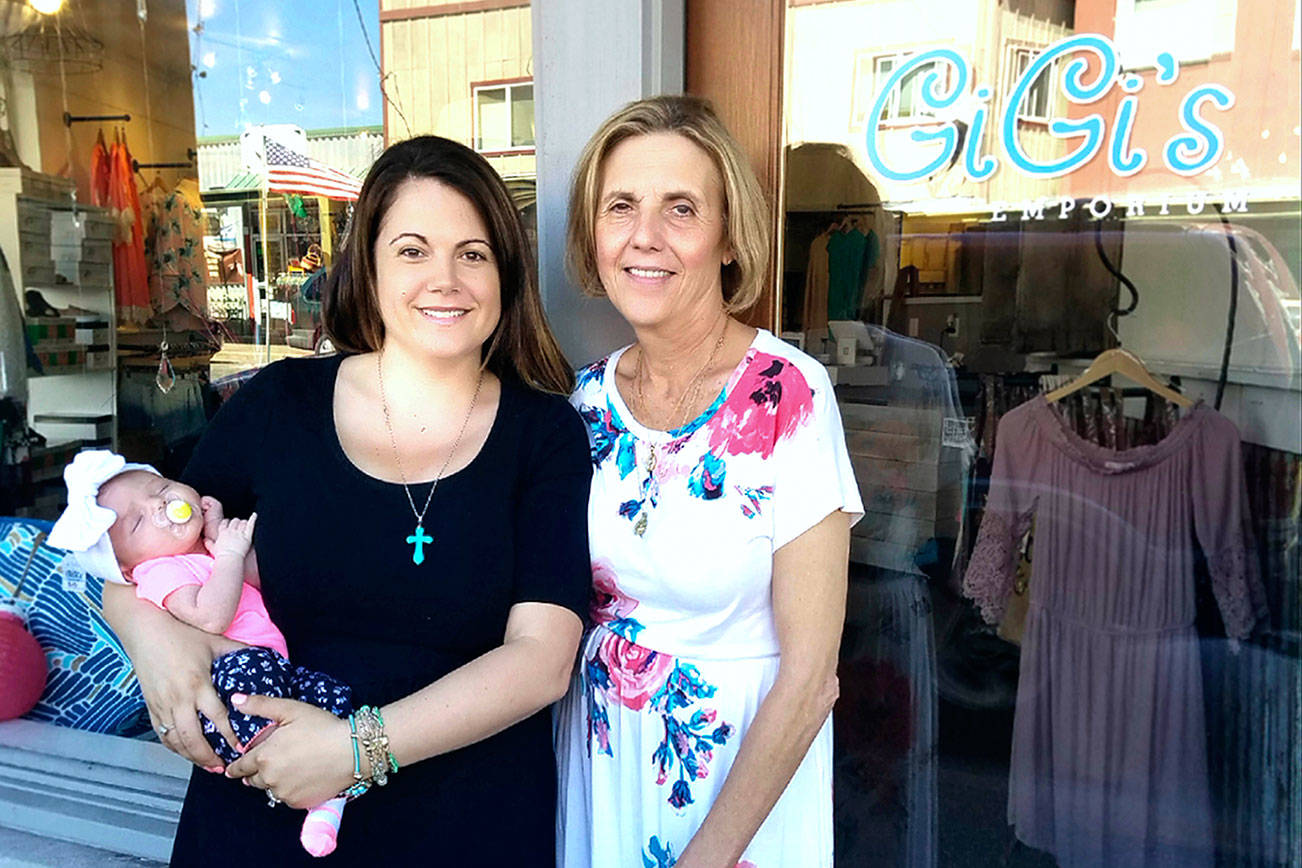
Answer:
[{"xmin": 377, "ymin": 352, "xmax": 484, "ymax": 527}]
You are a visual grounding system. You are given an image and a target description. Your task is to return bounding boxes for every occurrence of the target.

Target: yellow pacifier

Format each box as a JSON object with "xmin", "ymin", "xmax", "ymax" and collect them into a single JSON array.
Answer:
[{"xmin": 165, "ymin": 500, "xmax": 193, "ymax": 524}]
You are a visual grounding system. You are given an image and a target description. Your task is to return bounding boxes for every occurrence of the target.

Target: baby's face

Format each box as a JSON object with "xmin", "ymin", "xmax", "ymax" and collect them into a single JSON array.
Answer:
[{"xmin": 98, "ymin": 471, "xmax": 205, "ymax": 572}]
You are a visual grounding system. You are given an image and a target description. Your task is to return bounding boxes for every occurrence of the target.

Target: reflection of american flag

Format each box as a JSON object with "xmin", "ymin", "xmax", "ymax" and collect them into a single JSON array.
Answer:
[{"xmin": 264, "ymin": 137, "xmax": 363, "ymax": 200}]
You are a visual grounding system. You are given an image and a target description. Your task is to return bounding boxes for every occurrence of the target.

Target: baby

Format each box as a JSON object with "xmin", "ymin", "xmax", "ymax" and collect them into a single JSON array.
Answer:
[{"xmin": 48, "ymin": 450, "xmax": 350, "ymax": 858}]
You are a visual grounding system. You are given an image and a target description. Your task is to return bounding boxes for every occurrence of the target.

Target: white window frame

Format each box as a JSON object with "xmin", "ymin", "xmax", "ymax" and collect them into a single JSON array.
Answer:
[
  {"xmin": 855, "ymin": 52, "xmax": 946, "ymax": 128},
  {"xmin": 471, "ymin": 79, "xmax": 535, "ymax": 155},
  {"xmin": 1005, "ymin": 44, "xmax": 1057, "ymax": 123}
]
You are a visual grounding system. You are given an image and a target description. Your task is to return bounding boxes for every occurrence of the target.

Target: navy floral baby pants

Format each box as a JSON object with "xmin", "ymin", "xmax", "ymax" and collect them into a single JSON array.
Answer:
[{"xmin": 200, "ymin": 646, "xmax": 354, "ymax": 764}]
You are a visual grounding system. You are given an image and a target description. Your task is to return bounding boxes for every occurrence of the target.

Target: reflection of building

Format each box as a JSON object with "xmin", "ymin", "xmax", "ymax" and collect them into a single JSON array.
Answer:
[
  {"xmin": 1069, "ymin": 0, "xmax": 1300, "ymax": 202},
  {"xmin": 378, "ymin": 0, "xmax": 535, "ymax": 198},
  {"xmin": 196, "ymin": 126, "xmax": 384, "ymax": 195},
  {"xmin": 786, "ymin": 0, "xmax": 1075, "ymax": 211},
  {"xmin": 193, "ymin": 126, "xmax": 382, "ymax": 342},
  {"xmin": 195, "ymin": 126, "xmax": 381, "ymax": 270}
]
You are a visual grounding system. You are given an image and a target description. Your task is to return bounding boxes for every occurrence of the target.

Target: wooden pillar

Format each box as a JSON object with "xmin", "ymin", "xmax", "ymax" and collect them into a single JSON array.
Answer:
[{"xmin": 685, "ymin": 0, "xmax": 785, "ymax": 332}]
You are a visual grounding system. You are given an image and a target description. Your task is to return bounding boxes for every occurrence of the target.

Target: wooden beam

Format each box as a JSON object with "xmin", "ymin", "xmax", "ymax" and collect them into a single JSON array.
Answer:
[
  {"xmin": 686, "ymin": 0, "xmax": 785, "ymax": 332},
  {"xmin": 379, "ymin": 0, "xmax": 529, "ymax": 23}
]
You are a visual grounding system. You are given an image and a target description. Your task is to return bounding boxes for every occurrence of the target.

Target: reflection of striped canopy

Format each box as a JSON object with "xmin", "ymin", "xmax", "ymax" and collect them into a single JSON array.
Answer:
[
  {"xmin": 0, "ymin": 518, "xmax": 149, "ymax": 736},
  {"xmin": 501, "ymin": 175, "xmax": 536, "ymax": 212}
]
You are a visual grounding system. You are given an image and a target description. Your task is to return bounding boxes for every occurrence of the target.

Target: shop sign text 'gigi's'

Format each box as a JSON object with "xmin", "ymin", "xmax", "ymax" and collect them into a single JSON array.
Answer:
[{"xmin": 866, "ymin": 34, "xmax": 1234, "ymax": 184}]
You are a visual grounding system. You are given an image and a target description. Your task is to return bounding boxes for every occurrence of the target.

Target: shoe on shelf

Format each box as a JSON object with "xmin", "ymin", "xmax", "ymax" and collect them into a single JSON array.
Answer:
[{"xmin": 23, "ymin": 290, "xmax": 59, "ymax": 318}]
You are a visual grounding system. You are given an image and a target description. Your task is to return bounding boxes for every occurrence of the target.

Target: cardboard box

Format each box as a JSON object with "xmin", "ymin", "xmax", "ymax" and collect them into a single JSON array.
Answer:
[
  {"xmin": 33, "ymin": 414, "xmax": 113, "ymax": 444},
  {"xmin": 75, "ymin": 323, "xmax": 111, "ymax": 345},
  {"xmin": 84, "ymin": 344, "xmax": 113, "ymax": 371},
  {"xmin": 25, "ymin": 317, "xmax": 76, "ymax": 344},
  {"xmin": 30, "ymin": 345, "xmax": 84, "ymax": 376}
]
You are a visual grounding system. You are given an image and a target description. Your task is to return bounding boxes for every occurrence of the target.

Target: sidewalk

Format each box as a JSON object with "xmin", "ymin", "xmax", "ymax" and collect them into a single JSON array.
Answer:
[
  {"xmin": 0, "ymin": 826, "xmax": 164, "ymax": 868},
  {"xmin": 0, "ymin": 719, "xmax": 187, "ymax": 863}
]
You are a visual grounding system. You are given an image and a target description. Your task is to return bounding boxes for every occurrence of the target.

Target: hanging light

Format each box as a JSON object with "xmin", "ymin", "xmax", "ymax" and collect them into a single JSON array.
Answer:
[{"xmin": 28, "ymin": 0, "xmax": 64, "ymax": 15}]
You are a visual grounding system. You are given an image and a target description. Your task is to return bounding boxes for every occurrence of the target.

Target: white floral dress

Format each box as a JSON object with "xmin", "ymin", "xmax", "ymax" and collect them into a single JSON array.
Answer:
[{"xmin": 557, "ymin": 329, "xmax": 863, "ymax": 868}]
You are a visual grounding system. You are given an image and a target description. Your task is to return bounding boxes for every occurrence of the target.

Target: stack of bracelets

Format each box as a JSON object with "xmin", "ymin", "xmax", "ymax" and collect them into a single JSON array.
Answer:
[{"xmin": 340, "ymin": 705, "xmax": 400, "ymax": 801}]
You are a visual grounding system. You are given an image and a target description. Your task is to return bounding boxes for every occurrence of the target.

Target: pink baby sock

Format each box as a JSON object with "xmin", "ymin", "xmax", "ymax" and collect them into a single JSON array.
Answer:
[{"xmin": 300, "ymin": 797, "xmax": 347, "ymax": 857}]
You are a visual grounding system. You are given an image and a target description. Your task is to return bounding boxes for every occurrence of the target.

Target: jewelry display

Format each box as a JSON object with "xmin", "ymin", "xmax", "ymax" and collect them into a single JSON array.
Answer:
[{"xmin": 377, "ymin": 353, "xmax": 484, "ymax": 564}]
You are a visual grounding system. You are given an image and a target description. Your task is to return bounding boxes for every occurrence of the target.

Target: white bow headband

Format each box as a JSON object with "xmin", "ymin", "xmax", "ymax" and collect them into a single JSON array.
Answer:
[{"xmin": 47, "ymin": 450, "xmax": 161, "ymax": 585}]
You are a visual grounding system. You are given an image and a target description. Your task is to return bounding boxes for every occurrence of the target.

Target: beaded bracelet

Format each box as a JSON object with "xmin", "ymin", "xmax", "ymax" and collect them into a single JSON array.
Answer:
[
  {"xmin": 355, "ymin": 705, "xmax": 399, "ymax": 786},
  {"xmin": 371, "ymin": 706, "xmax": 400, "ymax": 775},
  {"xmin": 338, "ymin": 712, "xmax": 371, "ymax": 801}
]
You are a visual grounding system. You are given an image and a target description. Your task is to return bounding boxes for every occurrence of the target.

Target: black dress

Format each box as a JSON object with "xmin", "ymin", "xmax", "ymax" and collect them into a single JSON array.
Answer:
[{"xmin": 171, "ymin": 355, "xmax": 591, "ymax": 867}]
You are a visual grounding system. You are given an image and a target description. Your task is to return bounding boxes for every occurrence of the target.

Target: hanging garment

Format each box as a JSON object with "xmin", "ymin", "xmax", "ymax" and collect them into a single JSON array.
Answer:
[
  {"xmin": 89, "ymin": 132, "xmax": 111, "ymax": 208},
  {"xmin": 143, "ymin": 181, "xmax": 209, "ymax": 324},
  {"xmin": 841, "ymin": 325, "xmax": 973, "ymax": 576},
  {"xmin": 962, "ymin": 396, "xmax": 1267, "ymax": 868},
  {"xmin": 804, "ymin": 230, "xmax": 831, "ymax": 337},
  {"xmin": 108, "ymin": 140, "xmax": 151, "ymax": 324},
  {"xmin": 827, "ymin": 226, "xmax": 867, "ymax": 321},
  {"xmin": 857, "ymin": 228, "xmax": 883, "ymax": 321}
]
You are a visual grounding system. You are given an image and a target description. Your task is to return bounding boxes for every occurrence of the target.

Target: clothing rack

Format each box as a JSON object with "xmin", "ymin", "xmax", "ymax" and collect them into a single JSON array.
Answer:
[
  {"xmin": 133, "ymin": 149, "xmax": 197, "ymax": 173},
  {"xmin": 63, "ymin": 112, "xmax": 130, "ymax": 126}
]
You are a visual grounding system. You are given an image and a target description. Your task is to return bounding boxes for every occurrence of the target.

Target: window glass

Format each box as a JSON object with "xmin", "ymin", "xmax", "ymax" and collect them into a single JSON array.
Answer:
[
  {"xmin": 781, "ymin": 1, "xmax": 1301, "ymax": 865},
  {"xmin": 3, "ymin": 0, "xmax": 535, "ymax": 502},
  {"xmin": 476, "ymin": 86, "xmax": 510, "ymax": 151},
  {"xmin": 511, "ymin": 83, "xmax": 535, "ymax": 148}
]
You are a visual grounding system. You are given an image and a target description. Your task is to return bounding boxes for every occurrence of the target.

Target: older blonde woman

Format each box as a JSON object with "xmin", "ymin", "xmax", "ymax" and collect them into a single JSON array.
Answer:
[{"xmin": 556, "ymin": 96, "xmax": 863, "ymax": 868}]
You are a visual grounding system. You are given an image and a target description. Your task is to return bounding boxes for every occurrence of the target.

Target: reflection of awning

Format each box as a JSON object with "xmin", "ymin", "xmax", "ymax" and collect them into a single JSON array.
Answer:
[
  {"xmin": 201, "ymin": 168, "xmax": 367, "ymax": 204},
  {"xmin": 502, "ymin": 176, "xmax": 536, "ymax": 212},
  {"xmin": 203, "ymin": 171, "xmax": 536, "ymax": 210},
  {"xmin": 785, "ymin": 143, "xmax": 880, "ymax": 211}
]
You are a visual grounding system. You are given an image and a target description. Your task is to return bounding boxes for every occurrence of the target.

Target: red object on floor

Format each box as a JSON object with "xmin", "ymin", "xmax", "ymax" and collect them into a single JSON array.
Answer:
[{"xmin": 0, "ymin": 608, "xmax": 46, "ymax": 720}]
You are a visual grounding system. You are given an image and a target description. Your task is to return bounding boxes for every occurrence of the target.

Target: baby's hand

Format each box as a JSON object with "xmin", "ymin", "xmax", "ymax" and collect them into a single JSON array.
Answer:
[
  {"xmin": 201, "ymin": 496, "xmax": 225, "ymax": 541},
  {"xmin": 206, "ymin": 513, "xmax": 257, "ymax": 559}
]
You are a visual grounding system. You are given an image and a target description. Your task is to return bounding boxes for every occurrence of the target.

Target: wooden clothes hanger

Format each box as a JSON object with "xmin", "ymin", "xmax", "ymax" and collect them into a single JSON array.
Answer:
[{"xmin": 1045, "ymin": 347, "xmax": 1194, "ymax": 407}]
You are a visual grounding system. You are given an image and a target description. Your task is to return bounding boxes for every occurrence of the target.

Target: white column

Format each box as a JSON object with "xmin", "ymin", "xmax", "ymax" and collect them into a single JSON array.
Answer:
[{"xmin": 533, "ymin": 0, "xmax": 684, "ymax": 367}]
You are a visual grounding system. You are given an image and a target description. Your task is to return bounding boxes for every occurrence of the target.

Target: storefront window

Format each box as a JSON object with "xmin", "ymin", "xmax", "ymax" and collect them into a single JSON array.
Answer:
[
  {"xmin": 782, "ymin": 1, "xmax": 1300, "ymax": 865},
  {"xmin": 1, "ymin": 0, "xmax": 538, "ymax": 494}
]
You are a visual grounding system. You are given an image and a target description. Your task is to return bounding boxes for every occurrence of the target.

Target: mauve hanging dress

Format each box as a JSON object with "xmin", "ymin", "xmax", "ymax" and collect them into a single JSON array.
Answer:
[{"xmin": 963, "ymin": 396, "xmax": 1266, "ymax": 868}]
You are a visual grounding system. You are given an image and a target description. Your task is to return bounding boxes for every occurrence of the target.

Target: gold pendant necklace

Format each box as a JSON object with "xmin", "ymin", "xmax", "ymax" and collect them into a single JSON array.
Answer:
[{"xmin": 629, "ymin": 315, "xmax": 729, "ymax": 536}]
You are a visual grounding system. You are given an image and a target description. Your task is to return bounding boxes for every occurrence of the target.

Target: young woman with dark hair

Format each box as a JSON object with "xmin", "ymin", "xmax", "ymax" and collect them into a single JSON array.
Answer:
[{"xmin": 102, "ymin": 135, "xmax": 591, "ymax": 866}]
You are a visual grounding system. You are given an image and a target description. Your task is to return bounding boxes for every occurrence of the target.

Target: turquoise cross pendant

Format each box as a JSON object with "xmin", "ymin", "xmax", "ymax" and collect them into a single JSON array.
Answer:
[{"xmin": 406, "ymin": 524, "xmax": 433, "ymax": 565}]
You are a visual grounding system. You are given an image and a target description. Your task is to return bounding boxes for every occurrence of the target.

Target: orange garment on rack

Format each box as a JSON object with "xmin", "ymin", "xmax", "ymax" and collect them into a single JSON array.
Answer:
[
  {"xmin": 89, "ymin": 132, "xmax": 111, "ymax": 207},
  {"xmin": 108, "ymin": 139, "xmax": 151, "ymax": 324}
]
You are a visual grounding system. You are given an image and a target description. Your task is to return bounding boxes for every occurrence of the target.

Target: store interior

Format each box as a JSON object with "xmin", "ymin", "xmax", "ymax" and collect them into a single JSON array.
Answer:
[
  {"xmin": 784, "ymin": 142, "xmax": 1301, "ymax": 866},
  {"xmin": 0, "ymin": 0, "xmax": 1298, "ymax": 865}
]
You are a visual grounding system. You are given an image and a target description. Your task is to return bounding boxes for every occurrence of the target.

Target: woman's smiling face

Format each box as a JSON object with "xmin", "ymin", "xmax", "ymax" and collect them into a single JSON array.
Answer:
[
  {"xmin": 372, "ymin": 176, "xmax": 502, "ymax": 363},
  {"xmin": 593, "ymin": 132, "xmax": 732, "ymax": 330}
]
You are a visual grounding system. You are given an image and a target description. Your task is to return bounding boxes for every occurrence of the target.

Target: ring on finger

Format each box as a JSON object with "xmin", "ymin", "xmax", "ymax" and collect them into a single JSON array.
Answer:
[
  {"xmin": 156, "ymin": 722, "xmax": 173, "ymax": 737},
  {"xmin": 266, "ymin": 789, "xmax": 281, "ymax": 808}
]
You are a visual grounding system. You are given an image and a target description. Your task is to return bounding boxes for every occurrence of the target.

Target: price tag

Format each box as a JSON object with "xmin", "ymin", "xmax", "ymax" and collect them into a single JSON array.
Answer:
[
  {"xmin": 58, "ymin": 560, "xmax": 86, "ymax": 593},
  {"xmin": 942, "ymin": 417, "xmax": 974, "ymax": 449}
]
